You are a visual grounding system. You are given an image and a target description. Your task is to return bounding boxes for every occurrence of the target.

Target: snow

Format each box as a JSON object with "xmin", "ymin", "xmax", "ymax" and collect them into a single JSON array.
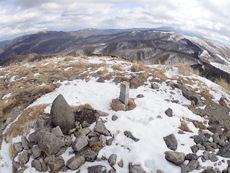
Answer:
[
  {"xmin": 2, "ymin": 93, "xmax": 11, "ymax": 99},
  {"xmin": 211, "ymin": 62, "xmax": 230, "ymax": 74},
  {"xmin": 9, "ymin": 76, "xmax": 16, "ymax": 82},
  {"xmin": 0, "ymin": 56, "xmax": 230, "ymax": 173}
]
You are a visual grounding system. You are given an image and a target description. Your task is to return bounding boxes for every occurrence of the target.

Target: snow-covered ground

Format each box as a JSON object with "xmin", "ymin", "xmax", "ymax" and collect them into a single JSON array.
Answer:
[{"xmin": 0, "ymin": 56, "xmax": 230, "ymax": 173}]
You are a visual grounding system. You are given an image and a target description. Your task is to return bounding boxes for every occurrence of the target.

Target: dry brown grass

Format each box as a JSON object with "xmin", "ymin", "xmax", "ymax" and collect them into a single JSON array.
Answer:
[
  {"xmin": 112, "ymin": 64, "xmax": 123, "ymax": 71},
  {"xmin": 130, "ymin": 62, "xmax": 149, "ymax": 73},
  {"xmin": 110, "ymin": 99, "xmax": 126, "ymax": 111},
  {"xmin": 71, "ymin": 104, "xmax": 93, "ymax": 112},
  {"xmin": 177, "ymin": 64, "xmax": 199, "ymax": 76},
  {"xmin": 179, "ymin": 120, "xmax": 192, "ymax": 132},
  {"xmin": 217, "ymin": 78, "xmax": 230, "ymax": 94}
]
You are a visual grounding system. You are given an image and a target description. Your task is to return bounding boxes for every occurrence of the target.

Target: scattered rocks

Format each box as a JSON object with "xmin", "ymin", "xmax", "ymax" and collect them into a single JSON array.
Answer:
[
  {"xmin": 163, "ymin": 134, "xmax": 178, "ymax": 151},
  {"xmin": 164, "ymin": 151, "xmax": 185, "ymax": 166},
  {"xmin": 165, "ymin": 108, "xmax": 173, "ymax": 117},
  {"xmin": 67, "ymin": 155, "xmax": 85, "ymax": 170},
  {"xmin": 94, "ymin": 121, "xmax": 110, "ymax": 136},
  {"xmin": 124, "ymin": 131, "xmax": 139, "ymax": 142},
  {"xmin": 19, "ymin": 150, "xmax": 29, "ymax": 164},
  {"xmin": 112, "ymin": 115, "xmax": 118, "ymax": 121},
  {"xmin": 50, "ymin": 94, "xmax": 75, "ymax": 134},
  {"xmin": 13, "ymin": 142, "xmax": 23, "ymax": 155},
  {"xmin": 73, "ymin": 133, "xmax": 88, "ymax": 151},
  {"xmin": 108, "ymin": 154, "xmax": 117, "ymax": 166}
]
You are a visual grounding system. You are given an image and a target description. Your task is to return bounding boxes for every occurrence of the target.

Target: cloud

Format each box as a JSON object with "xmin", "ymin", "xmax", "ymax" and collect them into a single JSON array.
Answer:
[{"xmin": 0, "ymin": 0, "xmax": 229, "ymax": 45}]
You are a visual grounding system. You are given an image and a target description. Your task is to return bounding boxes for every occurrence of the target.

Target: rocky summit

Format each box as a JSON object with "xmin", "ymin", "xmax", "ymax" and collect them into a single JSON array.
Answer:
[{"xmin": 0, "ymin": 55, "xmax": 229, "ymax": 173}]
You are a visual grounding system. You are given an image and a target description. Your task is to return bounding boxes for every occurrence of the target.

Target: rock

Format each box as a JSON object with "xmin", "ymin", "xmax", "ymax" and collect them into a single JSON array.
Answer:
[
  {"xmin": 63, "ymin": 136, "xmax": 72, "ymax": 147},
  {"xmin": 124, "ymin": 131, "xmax": 139, "ymax": 142},
  {"xmin": 112, "ymin": 115, "xmax": 118, "ymax": 121},
  {"xmin": 50, "ymin": 94, "xmax": 75, "ymax": 134},
  {"xmin": 217, "ymin": 144, "xmax": 230, "ymax": 158},
  {"xmin": 73, "ymin": 133, "xmax": 88, "ymax": 151},
  {"xmin": 56, "ymin": 147, "xmax": 67, "ymax": 156},
  {"xmin": 156, "ymin": 170, "xmax": 164, "ymax": 173},
  {"xmin": 129, "ymin": 163, "xmax": 146, "ymax": 173},
  {"xmin": 37, "ymin": 131, "xmax": 62, "ymax": 156},
  {"xmin": 67, "ymin": 155, "xmax": 85, "ymax": 170},
  {"xmin": 151, "ymin": 82, "xmax": 160, "ymax": 89},
  {"xmin": 178, "ymin": 84, "xmax": 201, "ymax": 105},
  {"xmin": 13, "ymin": 142, "xmax": 23, "ymax": 155},
  {"xmin": 108, "ymin": 154, "xmax": 117, "ymax": 166},
  {"xmin": 190, "ymin": 145, "xmax": 199, "ymax": 153},
  {"xmin": 88, "ymin": 165, "xmax": 106, "ymax": 173},
  {"xmin": 82, "ymin": 121, "xmax": 90, "ymax": 128},
  {"xmin": 108, "ymin": 168, "xmax": 116, "ymax": 173},
  {"xmin": 209, "ymin": 152, "xmax": 218, "ymax": 162},
  {"xmin": 97, "ymin": 77, "xmax": 105, "ymax": 83},
  {"xmin": 32, "ymin": 145, "xmax": 41, "ymax": 159},
  {"xmin": 118, "ymin": 159, "xmax": 124, "ymax": 168},
  {"xmin": 76, "ymin": 127, "xmax": 91, "ymax": 136},
  {"xmin": 186, "ymin": 160, "xmax": 199, "ymax": 172},
  {"xmin": 202, "ymin": 168, "xmax": 217, "ymax": 173},
  {"xmin": 119, "ymin": 81, "xmax": 129, "ymax": 105},
  {"xmin": 52, "ymin": 126, "xmax": 64, "ymax": 137},
  {"xmin": 33, "ymin": 119, "xmax": 45, "ymax": 131},
  {"xmin": 197, "ymin": 144, "xmax": 205, "ymax": 150},
  {"xmin": 12, "ymin": 161, "xmax": 21, "ymax": 172},
  {"xmin": 163, "ymin": 134, "xmax": 178, "ymax": 151},
  {"xmin": 81, "ymin": 149, "xmax": 97, "ymax": 162},
  {"xmin": 19, "ymin": 150, "xmax": 29, "ymax": 164},
  {"xmin": 94, "ymin": 121, "xmax": 110, "ymax": 136},
  {"xmin": 219, "ymin": 97, "xmax": 228, "ymax": 107},
  {"xmin": 136, "ymin": 94, "xmax": 144, "ymax": 98},
  {"xmin": 32, "ymin": 160, "xmax": 45, "ymax": 172},
  {"xmin": 106, "ymin": 138, "xmax": 113, "ymax": 146},
  {"xmin": 21, "ymin": 136, "xmax": 30, "ymax": 150},
  {"xmin": 165, "ymin": 108, "xmax": 173, "ymax": 117},
  {"xmin": 89, "ymin": 136, "xmax": 100, "ymax": 147},
  {"xmin": 194, "ymin": 132, "xmax": 205, "ymax": 144},
  {"xmin": 48, "ymin": 156, "xmax": 65, "ymax": 172},
  {"xmin": 75, "ymin": 109, "xmax": 98, "ymax": 124},
  {"xmin": 28, "ymin": 131, "xmax": 39, "ymax": 143},
  {"xmin": 113, "ymin": 77, "xmax": 122, "ymax": 85},
  {"xmin": 99, "ymin": 135, "xmax": 107, "ymax": 147},
  {"xmin": 96, "ymin": 110, "xmax": 109, "ymax": 117},
  {"xmin": 164, "ymin": 151, "xmax": 185, "ymax": 166},
  {"xmin": 185, "ymin": 153, "xmax": 198, "ymax": 161}
]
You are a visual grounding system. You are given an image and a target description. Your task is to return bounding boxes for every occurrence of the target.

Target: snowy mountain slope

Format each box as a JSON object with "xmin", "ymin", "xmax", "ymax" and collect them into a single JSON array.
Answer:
[{"xmin": 0, "ymin": 56, "xmax": 230, "ymax": 173}]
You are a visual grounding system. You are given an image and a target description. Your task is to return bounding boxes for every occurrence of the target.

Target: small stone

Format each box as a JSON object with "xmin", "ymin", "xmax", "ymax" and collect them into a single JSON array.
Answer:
[
  {"xmin": 156, "ymin": 170, "xmax": 164, "ymax": 173},
  {"xmin": 186, "ymin": 160, "xmax": 199, "ymax": 172},
  {"xmin": 97, "ymin": 77, "xmax": 105, "ymax": 83},
  {"xmin": 88, "ymin": 165, "xmax": 106, "ymax": 173},
  {"xmin": 164, "ymin": 151, "xmax": 185, "ymax": 166},
  {"xmin": 185, "ymin": 153, "xmax": 198, "ymax": 161},
  {"xmin": 73, "ymin": 133, "xmax": 88, "ymax": 151},
  {"xmin": 48, "ymin": 156, "xmax": 65, "ymax": 172},
  {"xmin": 52, "ymin": 126, "xmax": 64, "ymax": 137},
  {"xmin": 21, "ymin": 136, "xmax": 30, "ymax": 150},
  {"xmin": 99, "ymin": 135, "xmax": 107, "ymax": 147},
  {"xmin": 89, "ymin": 137, "xmax": 99, "ymax": 147},
  {"xmin": 118, "ymin": 159, "xmax": 124, "ymax": 168},
  {"xmin": 136, "ymin": 94, "xmax": 144, "ymax": 98},
  {"xmin": 151, "ymin": 82, "xmax": 160, "ymax": 89},
  {"xmin": 209, "ymin": 152, "xmax": 218, "ymax": 162},
  {"xmin": 76, "ymin": 128, "xmax": 91, "ymax": 136},
  {"xmin": 108, "ymin": 168, "xmax": 116, "ymax": 173},
  {"xmin": 190, "ymin": 145, "xmax": 199, "ymax": 153},
  {"xmin": 163, "ymin": 134, "xmax": 178, "ymax": 151},
  {"xmin": 81, "ymin": 149, "xmax": 97, "ymax": 162},
  {"xmin": 129, "ymin": 163, "xmax": 146, "ymax": 173},
  {"xmin": 19, "ymin": 150, "xmax": 29, "ymax": 164},
  {"xmin": 32, "ymin": 160, "xmax": 43, "ymax": 172},
  {"xmin": 82, "ymin": 121, "xmax": 90, "ymax": 128},
  {"xmin": 165, "ymin": 108, "xmax": 173, "ymax": 117},
  {"xmin": 96, "ymin": 110, "xmax": 109, "ymax": 117},
  {"xmin": 124, "ymin": 131, "xmax": 139, "ymax": 142},
  {"xmin": 112, "ymin": 115, "xmax": 118, "ymax": 121},
  {"xmin": 106, "ymin": 138, "xmax": 113, "ymax": 146},
  {"xmin": 217, "ymin": 144, "xmax": 230, "ymax": 158},
  {"xmin": 94, "ymin": 121, "xmax": 110, "ymax": 136},
  {"xmin": 13, "ymin": 142, "xmax": 23, "ymax": 155},
  {"xmin": 108, "ymin": 154, "xmax": 117, "ymax": 166},
  {"xmin": 67, "ymin": 156, "xmax": 85, "ymax": 170},
  {"xmin": 32, "ymin": 145, "xmax": 41, "ymax": 159}
]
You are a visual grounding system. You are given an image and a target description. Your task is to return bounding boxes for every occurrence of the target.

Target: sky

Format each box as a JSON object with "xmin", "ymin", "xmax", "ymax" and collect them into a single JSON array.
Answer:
[{"xmin": 0, "ymin": 0, "xmax": 229, "ymax": 44}]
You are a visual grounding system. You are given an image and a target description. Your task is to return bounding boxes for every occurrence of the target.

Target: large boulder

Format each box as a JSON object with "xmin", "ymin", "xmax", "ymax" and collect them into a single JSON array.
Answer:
[{"xmin": 50, "ymin": 94, "xmax": 75, "ymax": 134}]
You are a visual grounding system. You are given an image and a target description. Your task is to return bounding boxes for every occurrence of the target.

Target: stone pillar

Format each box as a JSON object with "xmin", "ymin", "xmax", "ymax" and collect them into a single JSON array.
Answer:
[{"xmin": 119, "ymin": 81, "xmax": 129, "ymax": 105}]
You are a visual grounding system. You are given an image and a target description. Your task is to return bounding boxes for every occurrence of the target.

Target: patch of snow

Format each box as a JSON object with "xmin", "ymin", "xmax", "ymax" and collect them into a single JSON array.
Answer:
[
  {"xmin": 9, "ymin": 76, "xmax": 16, "ymax": 82},
  {"xmin": 33, "ymin": 73, "xmax": 40, "ymax": 77},
  {"xmin": 64, "ymin": 67, "xmax": 72, "ymax": 71},
  {"xmin": 211, "ymin": 62, "xmax": 230, "ymax": 74},
  {"xmin": 2, "ymin": 93, "xmax": 12, "ymax": 99}
]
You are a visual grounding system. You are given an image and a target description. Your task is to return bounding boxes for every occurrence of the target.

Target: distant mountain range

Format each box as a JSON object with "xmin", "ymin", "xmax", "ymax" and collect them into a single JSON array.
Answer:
[{"xmin": 0, "ymin": 28, "xmax": 229, "ymax": 83}]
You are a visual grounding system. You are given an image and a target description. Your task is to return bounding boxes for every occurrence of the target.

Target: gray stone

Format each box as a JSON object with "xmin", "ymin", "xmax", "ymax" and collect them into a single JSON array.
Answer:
[
  {"xmin": 77, "ymin": 127, "xmax": 91, "ymax": 136},
  {"xmin": 197, "ymin": 144, "xmax": 205, "ymax": 150},
  {"xmin": 156, "ymin": 170, "xmax": 164, "ymax": 173},
  {"xmin": 178, "ymin": 84, "xmax": 201, "ymax": 105},
  {"xmin": 15, "ymin": 169, "xmax": 24, "ymax": 173},
  {"xmin": 37, "ymin": 131, "xmax": 62, "ymax": 156},
  {"xmin": 75, "ymin": 109, "xmax": 97, "ymax": 125},
  {"xmin": 164, "ymin": 151, "xmax": 185, "ymax": 166},
  {"xmin": 108, "ymin": 154, "xmax": 117, "ymax": 166},
  {"xmin": 186, "ymin": 160, "xmax": 198, "ymax": 172},
  {"xmin": 48, "ymin": 156, "xmax": 65, "ymax": 172},
  {"xmin": 108, "ymin": 168, "xmax": 116, "ymax": 173},
  {"xmin": 13, "ymin": 142, "xmax": 23, "ymax": 154},
  {"xmin": 31, "ymin": 159, "xmax": 45, "ymax": 172},
  {"xmin": 97, "ymin": 77, "xmax": 105, "ymax": 83},
  {"xmin": 136, "ymin": 94, "xmax": 144, "ymax": 98},
  {"xmin": 151, "ymin": 82, "xmax": 160, "ymax": 89},
  {"xmin": 21, "ymin": 136, "xmax": 30, "ymax": 150},
  {"xmin": 99, "ymin": 135, "xmax": 107, "ymax": 147},
  {"xmin": 165, "ymin": 108, "xmax": 173, "ymax": 117},
  {"xmin": 119, "ymin": 81, "xmax": 129, "ymax": 105},
  {"xmin": 50, "ymin": 94, "xmax": 75, "ymax": 134},
  {"xmin": 67, "ymin": 155, "xmax": 85, "ymax": 170},
  {"xmin": 32, "ymin": 145, "xmax": 41, "ymax": 159},
  {"xmin": 81, "ymin": 149, "xmax": 97, "ymax": 162},
  {"xmin": 118, "ymin": 159, "xmax": 124, "ymax": 168},
  {"xmin": 209, "ymin": 152, "xmax": 218, "ymax": 162},
  {"xmin": 124, "ymin": 131, "xmax": 139, "ymax": 142},
  {"xmin": 202, "ymin": 168, "xmax": 217, "ymax": 173},
  {"xmin": 73, "ymin": 133, "xmax": 88, "ymax": 151},
  {"xmin": 56, "ymin": 147, "xmax": 67, "ymax": 156},
  {"xmin": 19, "ymin": 150, "xmax": 29, "ymax": 164},
  {"xmin": 106, "ymin": 138, "xmax": 113, "ymax": 146},
  {"xmin": 163, "ymin": 134, "xmax": 178, "ymax": 151},
  {"xmin": 190, "ymin": 145, "xmax": 199, "ymax": 153},
  {"xmin": 88, "ymin": 165, "xmax": 106, "ymax": 173},
  {"xmin": 194, "ymin": 133, "xmax": 205, "ymax": 144},
  {"xmin": 82, "ymin": 121, "xmax": 91, "ymax": 128},
  {"xmin": 113, "ymin": 77, "xmax": 122, "ymax": 85},
  {"xmin": 185, "ymin": 153, "xmax": 198, "ymax": 161},
  {"xmin": 52, "ymin": 126, "xmax": 64, "ymax": 137},
  {"xmin": 217, "ymin": 144, "xmax": 230, "ymax": 158},
  {"xmin": 63, "ymin": 136, "xmax": 72, "ymax": 147},
  {"xmin": 129, "ymin": 163, "xmax": 146, "ymax": 173},
  {"xmin": 96, "ymin": 110, "xmax": 109, "ymax": 117},
  {"xmin": 94, "ymin": 121, "xmax": 110, "ymax": 136},
  {"xmin": 13, "ymin": 161, "xmax": 21, "ymax": 172},
  {"xmin": 33, "ymin": 119, "xmax": 45, "ymax": 131},
  {"xmin": 112, "ymin": 115, "xmax": 118, "ymax": 121},
  {"xmin": 89, "ymin": 136, "xmax": 100, "ymax": 147}
]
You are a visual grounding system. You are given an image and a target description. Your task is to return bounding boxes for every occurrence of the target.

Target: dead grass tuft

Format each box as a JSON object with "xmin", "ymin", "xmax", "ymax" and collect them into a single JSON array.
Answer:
[
  {"xmin": 179, "ymin": 120, "xmax": 192, "ymax": 132},
  {"xmin": 130, "ymin": 62, "xmax": 149, "ymax": 73},
  {"xmin": 7, "ymin": 104, "xmax": 48, "ymax": 140},
  {"xmin": 71, "ymin": 104, "xmax": 93, "ymax": 112},
  {"xmin": 127, "ymin": 98, "xmax": 136, "ymax": 111},
  {"xmin": 177, "ymin": 64, "xmax": 199, "ymax": 76},
  {"xmin": 216, "ymin": 78, "xmax": 230, "ymax": 94},
  {"xmin": 192, "ymin": 120, "xmax": 206, "ymax": 130},
  {"xmin": 110, "ymin": 99, "xmax": 125, "ymax": 111}
]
